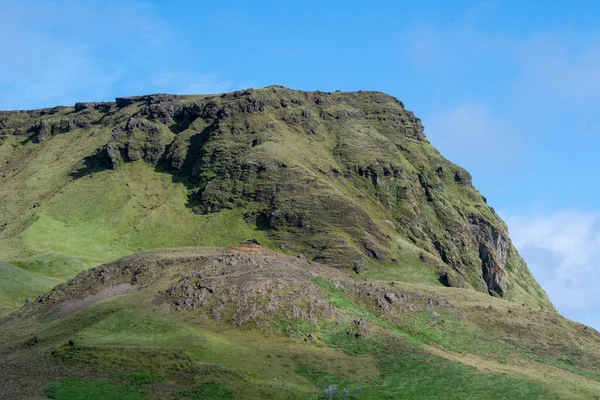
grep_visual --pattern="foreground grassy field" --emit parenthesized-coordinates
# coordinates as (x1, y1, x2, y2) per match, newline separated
(1, 246, 599, 399)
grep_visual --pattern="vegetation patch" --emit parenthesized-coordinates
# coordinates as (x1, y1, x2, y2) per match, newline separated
(45, 378, 147, 400)
(176, 382, 234, 399)
(298, 353, 551, 399)
(0, 260, 62, 314)
(110, 370, 165, 386)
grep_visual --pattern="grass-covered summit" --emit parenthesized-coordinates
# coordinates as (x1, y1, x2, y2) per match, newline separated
(0, 86, 551, 313)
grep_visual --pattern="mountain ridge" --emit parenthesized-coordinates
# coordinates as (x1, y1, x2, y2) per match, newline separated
(0, 86, 553, 311)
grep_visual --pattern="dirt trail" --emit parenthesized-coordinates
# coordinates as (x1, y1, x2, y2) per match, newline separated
(225, 243, 276, 255)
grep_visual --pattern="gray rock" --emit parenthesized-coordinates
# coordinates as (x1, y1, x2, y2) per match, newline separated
(384, 292, 397, 304)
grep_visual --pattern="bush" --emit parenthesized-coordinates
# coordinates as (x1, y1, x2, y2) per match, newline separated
(321, 384, 362, 399)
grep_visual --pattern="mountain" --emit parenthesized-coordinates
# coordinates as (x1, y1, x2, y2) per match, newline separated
(0, 87, 598, 399)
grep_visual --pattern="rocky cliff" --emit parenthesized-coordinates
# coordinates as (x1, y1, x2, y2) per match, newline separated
(0, 86, 553, 311)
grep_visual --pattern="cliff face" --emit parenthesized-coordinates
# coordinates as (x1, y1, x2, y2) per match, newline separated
(0, 86, 553, 310)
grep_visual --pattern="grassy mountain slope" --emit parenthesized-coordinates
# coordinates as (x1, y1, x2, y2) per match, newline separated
(1, 245, 599, 399)
(3, 87, 592, 398)
(0, 87, 552, 315)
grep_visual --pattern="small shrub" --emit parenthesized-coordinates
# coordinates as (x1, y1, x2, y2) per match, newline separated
(321, 384, 362, 399)
(322, 384, 338, 399)
(557, 355, 577, 366)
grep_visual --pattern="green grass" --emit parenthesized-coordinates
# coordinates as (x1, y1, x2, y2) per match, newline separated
(0, 260, 62, 314)
(402, 308, 510, 357)
(1, 261, 598, 399)
(313, 276, 505, 362)
(45, 378, 147, 400)
(311, 275, 600, 395)
(22, 162, 270, 264)
(375, 353, 550, 399)
(111, 370, 164, 386)
(312, 276, 415, 344)
(297, 341, 552, 399)
(322, 323, 386, 355)
(24, 290, 383, 398)
(295, 365, 365, 399)
(292, 312, 552, 399)
(9, 252, 86, 279)
(70, 310, 206, 349)
(0, 86, 554, 313)
(176, 382, 233, 399)
(0, 160, 270, 315)
(312, 277, 370, 317)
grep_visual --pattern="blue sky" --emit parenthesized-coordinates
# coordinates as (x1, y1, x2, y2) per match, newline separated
(2, 0, 600, 328)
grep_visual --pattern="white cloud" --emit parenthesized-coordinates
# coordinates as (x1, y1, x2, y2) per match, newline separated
(405, 8, 600, 104)
(0, 3, 121, 107)
(505, 210, 600, 329)
(404, 8, 600, 151)
(406, 23, 512, 74)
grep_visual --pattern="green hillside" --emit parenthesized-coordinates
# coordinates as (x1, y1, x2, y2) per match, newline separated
(2, 87, 597, 399)
(1, 246, 599, 399)
(0, 87, 552, 313)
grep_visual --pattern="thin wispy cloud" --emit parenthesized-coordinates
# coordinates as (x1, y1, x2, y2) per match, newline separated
(505, 211, 600, 328)
(0, 0, 243, 109)
(404, 6, 600, 132)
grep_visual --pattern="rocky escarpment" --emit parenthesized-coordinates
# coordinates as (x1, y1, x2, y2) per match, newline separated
(25, 246, 341, 326)
(18, 245, 464, 329)
(0, 106, 96, 143)
(0, 86, 553, 310)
